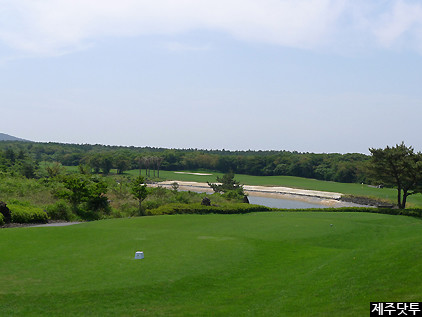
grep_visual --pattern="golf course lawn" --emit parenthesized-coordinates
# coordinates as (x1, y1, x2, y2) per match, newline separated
(1, 212, 421, 316)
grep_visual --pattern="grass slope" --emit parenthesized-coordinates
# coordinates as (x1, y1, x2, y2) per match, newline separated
(1, 212, 421, 316)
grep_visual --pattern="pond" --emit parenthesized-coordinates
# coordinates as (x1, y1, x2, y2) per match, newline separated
(179, 187, 359, 209)
(247, 195, 329, 209)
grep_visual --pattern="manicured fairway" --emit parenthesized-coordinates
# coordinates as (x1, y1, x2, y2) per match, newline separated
(1, 212, 421, 316)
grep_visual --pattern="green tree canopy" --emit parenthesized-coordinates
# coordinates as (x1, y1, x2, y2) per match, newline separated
(208, 172, 245, 196)
(55, 175, 109, 213)
(369, 142, 422, 209)
(130, 176, 148, 215)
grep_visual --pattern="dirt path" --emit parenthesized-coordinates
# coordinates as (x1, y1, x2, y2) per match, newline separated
(1, 221, 82, 229)
(31, 222, 82, 227)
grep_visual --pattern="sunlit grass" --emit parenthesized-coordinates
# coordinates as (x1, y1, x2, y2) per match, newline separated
(1, 212, 421, 316)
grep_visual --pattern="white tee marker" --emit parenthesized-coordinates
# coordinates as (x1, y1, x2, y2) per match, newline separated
(135, 251, 144, 259)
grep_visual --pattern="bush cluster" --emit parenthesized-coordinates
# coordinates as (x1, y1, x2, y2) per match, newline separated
(9, 203, 48, 224)
(366, 207, 422, 218)
(274, 207, 422, 219)
(148, 203, 273, 216)
(45, 200, 74, 221)
(0, 213, 4, 226)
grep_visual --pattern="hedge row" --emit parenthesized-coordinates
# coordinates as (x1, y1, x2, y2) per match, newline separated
(148, 204, 422, 220)
(148, 203, 273, 215)
(3, 202, 422, 224)
(273, 207, 422, 219)
(9, 204, 49, 224)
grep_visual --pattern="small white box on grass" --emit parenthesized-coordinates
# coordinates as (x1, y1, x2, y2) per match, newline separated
(135, 251, 144, 259)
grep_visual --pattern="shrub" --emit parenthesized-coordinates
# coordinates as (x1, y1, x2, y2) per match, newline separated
(9, 203, 48, 224)
(118, 202, 139, 217)
(222, 190, 245, 202)
(0, 213, 4, 226)
(108, 208, 124, 219)
(148, 203, 273, 216)
(46, 201, 74, 221)
(0, 176, 55, 205)
(54, 175, 110, 213)
(143, 200, 161, 210)
(0, 201, 11, 223)
(175, 193, 190, 204)
(149, 186, 168, 198)
(273, 207, 422, 220)
(75, 203, 103, 221)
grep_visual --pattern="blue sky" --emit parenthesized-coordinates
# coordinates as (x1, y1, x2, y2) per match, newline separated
(1, 0, 422, 153)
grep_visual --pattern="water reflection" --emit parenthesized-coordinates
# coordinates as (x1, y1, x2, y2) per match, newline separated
(248, 195, 327, 209)
(181, 188, 332, 209)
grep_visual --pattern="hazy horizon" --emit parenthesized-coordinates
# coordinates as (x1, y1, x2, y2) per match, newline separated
(1, 131, 412, 155)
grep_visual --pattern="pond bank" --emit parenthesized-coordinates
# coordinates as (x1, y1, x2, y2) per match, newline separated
(153, 181, 369, 208)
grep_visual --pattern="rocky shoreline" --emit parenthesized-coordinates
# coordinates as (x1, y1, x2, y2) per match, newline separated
(339, 195, 394, 208)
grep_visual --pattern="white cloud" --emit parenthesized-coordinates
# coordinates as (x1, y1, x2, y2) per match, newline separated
(372, 0, 422, 50)
(0, 0, 422, 56)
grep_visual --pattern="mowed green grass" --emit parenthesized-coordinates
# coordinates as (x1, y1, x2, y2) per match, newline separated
(1, 212, 421, 316)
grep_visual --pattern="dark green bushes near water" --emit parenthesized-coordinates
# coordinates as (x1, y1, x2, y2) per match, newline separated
(144, 204, 422, 220)
(148, 203, 273, 215)
(275, 206, 422, 219)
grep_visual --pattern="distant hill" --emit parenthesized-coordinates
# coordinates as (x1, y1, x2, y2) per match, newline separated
(0, 133, 31, 142)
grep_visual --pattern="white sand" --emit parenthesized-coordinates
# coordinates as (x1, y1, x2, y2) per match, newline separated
(151, 181, 354, 207)
(155, 181, 340, 198)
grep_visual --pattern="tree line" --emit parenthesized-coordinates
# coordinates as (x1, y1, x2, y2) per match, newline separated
(0, 141, 370, 183)
(2, 141, 422, 209)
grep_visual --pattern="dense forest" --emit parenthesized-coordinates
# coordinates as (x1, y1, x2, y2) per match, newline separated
(0, 141, 371, 183)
